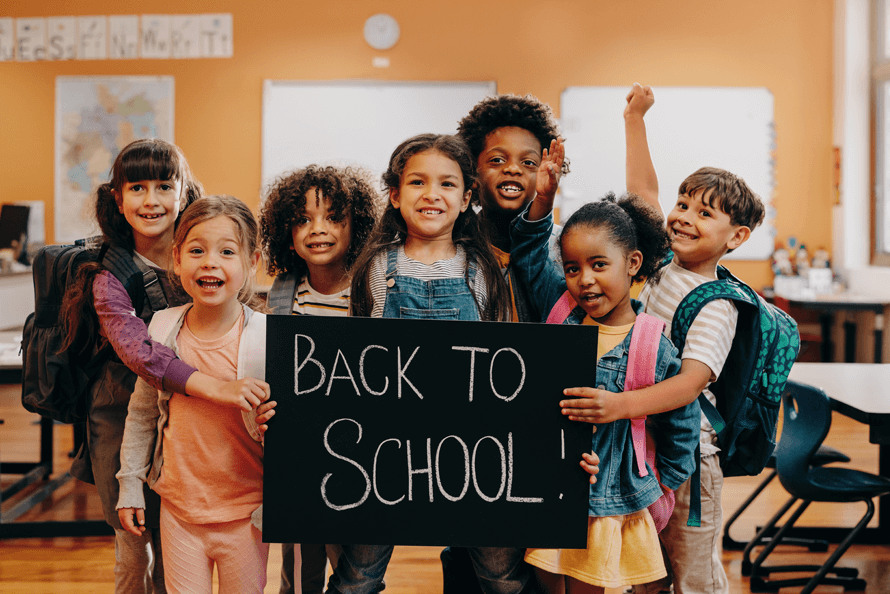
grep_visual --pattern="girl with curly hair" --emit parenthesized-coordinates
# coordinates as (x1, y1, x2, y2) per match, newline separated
(261, 165, 379, 318)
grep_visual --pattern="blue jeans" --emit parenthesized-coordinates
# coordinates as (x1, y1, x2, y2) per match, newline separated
(466, 547, 532, 594)
(325, 545, 531, 594)
(325, 544, 393, 594)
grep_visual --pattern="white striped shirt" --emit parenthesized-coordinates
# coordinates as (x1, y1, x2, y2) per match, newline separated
(368, 245, 487, 318)
(638, 260, 738, 455)
(292, 276, 350, 317)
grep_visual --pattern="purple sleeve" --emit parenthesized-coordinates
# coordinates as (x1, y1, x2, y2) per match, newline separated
(93, 270, 197, 393)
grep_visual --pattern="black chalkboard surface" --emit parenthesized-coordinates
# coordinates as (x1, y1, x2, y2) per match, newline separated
(263, 315, 598, 548)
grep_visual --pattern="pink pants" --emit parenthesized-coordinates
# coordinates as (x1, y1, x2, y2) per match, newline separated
(160, 501, 269, 594)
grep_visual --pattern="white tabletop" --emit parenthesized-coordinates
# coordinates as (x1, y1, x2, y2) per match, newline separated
(788, 363, 890, 415)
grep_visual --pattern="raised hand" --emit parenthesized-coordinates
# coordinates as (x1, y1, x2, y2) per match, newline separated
(535, 137, 566, 205)
(624, 82, 654, 120)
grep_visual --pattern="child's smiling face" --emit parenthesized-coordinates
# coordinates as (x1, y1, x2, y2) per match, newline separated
(390, 149, 471, 243)
(174, 216, 257, 314)
(666, 188, 747, 276)
(117, 178, 183, 250)
(476, 126, 542, 217)
(561, 225, 641, 326)
(291, 189, 353, 274)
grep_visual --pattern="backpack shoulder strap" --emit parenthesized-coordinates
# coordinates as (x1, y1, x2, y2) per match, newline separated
(101, 244, 168, 314)
(267, 273, 300, 314)
(626, 312, 665, 478)
(670, 272, 757, 354)
(239, 310, 267, 442)
(239, 311, 267, 382)
(545, 290, 576, 324)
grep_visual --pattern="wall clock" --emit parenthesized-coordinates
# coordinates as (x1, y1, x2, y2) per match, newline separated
(363, 13, 400, 51)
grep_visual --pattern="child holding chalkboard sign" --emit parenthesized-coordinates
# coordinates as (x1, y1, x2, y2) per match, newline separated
(260, 165, 379, 593)
(350, 133, 511, 321)
(116, 195, 273, 594)
(509, 192, 701, 593)
(331, 133, 538, 594)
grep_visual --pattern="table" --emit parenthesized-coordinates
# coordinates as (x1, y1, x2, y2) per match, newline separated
(0, 330, 110, 539)
(786, 363, 890, 544)
(779, 292, 890, 363)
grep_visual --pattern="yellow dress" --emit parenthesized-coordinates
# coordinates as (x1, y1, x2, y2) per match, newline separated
(525, 317, 666, 588)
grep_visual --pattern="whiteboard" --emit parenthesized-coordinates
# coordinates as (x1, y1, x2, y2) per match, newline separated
(559, 87, 776, 260)
(262, 80, 496, 191)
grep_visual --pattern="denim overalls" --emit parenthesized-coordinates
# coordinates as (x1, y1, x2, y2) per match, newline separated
(326, 246, 532, 594)
(381, 245, 482, 320)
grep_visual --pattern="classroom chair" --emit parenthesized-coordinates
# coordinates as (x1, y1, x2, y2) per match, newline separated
(746, 380, 890, 594)
(725, 442, 849, 552)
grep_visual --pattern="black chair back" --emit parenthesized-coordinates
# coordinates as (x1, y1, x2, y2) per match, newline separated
(776, 380, 833, 500)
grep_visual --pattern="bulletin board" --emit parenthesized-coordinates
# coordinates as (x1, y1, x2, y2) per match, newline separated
(559, 87, 776, 260)
(261, 80, 496, 190)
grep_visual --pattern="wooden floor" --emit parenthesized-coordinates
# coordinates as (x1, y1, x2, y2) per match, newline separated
(2, 381, 889, 593)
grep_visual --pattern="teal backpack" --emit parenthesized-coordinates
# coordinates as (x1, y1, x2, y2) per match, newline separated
(671, 264, 801, 481)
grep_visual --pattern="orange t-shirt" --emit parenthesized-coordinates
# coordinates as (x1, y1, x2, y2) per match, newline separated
(492, 246, 519, 323)
(153, 311, 264, 524)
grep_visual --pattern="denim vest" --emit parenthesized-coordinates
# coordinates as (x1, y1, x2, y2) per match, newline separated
(509, 207, 700, 517)
(380, 245, 482, 321)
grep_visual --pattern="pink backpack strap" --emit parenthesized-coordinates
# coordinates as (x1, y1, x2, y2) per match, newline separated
(546, 291, 577, 324)
(625, 313, 665, 478)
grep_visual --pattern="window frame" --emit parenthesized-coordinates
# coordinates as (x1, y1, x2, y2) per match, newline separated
(872, 0, 890, 264)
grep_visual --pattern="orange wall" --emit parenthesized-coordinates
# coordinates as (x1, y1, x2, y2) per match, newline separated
(0, 0, 835, 289)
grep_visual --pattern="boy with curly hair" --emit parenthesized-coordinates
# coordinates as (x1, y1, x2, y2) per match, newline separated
(260, 164, 379, 593)
(457, 94, 569, 323)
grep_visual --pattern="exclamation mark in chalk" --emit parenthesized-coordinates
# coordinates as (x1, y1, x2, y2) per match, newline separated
(560, 429, 565, 499)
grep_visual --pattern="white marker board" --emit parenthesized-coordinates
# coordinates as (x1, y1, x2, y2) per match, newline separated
(559, 87, 776, 260)
(262, 80, 496, 191)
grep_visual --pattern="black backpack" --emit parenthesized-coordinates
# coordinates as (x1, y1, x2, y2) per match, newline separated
(20, 240, 168, 423)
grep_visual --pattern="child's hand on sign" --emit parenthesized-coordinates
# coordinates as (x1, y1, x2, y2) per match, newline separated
(560, 387, 627, 424)
(581, 452, 600, 484)
(255, 399, 277, 443)
(118, 507, 146, 536)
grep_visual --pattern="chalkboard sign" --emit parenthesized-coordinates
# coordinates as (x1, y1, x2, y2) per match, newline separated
(263, 316, 597, 548)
